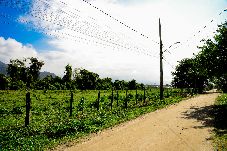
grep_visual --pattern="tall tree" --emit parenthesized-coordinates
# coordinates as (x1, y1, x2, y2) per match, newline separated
(128, 79, 137, 90)
(0, 74, 10, 90)
(196, 22, 227, 92)
(28, 57, 44, 82)
(74, 68, 99, 90)
(7, 59, 26, 82)
(63, 64, 72, 82)
(172, 58, 207, 93)
(63, 64, 72, 89)
(7, 57, 44, 89)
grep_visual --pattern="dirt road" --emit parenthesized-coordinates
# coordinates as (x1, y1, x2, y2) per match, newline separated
(59, 93, 220, 151)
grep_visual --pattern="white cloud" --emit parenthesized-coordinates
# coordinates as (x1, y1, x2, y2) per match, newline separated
(0, 37, 38, 62)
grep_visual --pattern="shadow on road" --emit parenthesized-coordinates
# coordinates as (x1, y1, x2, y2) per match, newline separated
(182, 105, 214, 129)
(181, 103, 227, 135)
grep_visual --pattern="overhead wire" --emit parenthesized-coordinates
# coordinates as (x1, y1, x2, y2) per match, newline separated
(80, 0, 150, 39)
(0, 0, 156, 57)
(163, 8, 227, 54)
(160, 9, 227, 70)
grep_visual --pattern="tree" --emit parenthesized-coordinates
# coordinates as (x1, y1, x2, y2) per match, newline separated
(7, 59, 26, 82)
(113, 80, 128, 90)
(63, 64, 72, 82)
(96, 77, 112, 90)
(196, 22, 227, 92)
(28, 57, 44, 82)
(7, 57, 44, 89)
(172, 58, 207, 93)
(0, 74, 10, 90)
(74, 68, 99, 90)
(128, 79, 137, 90)
(63, 64, 72, 89)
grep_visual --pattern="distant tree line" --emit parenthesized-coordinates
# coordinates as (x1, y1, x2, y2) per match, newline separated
(0, 58, 145, 90)
(172, 21, 227, 93)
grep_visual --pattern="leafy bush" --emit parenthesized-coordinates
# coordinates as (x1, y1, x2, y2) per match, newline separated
(214, 94, 227, 150)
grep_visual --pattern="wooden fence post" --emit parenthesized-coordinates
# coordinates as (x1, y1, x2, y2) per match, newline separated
(25, 92, 31, 127)
(69, 91, 73, 117)
(97, 91, 100, 111)
(110, 89, 114, 110)
(124, 89, 128, 109)
(116, 90, 119, 107)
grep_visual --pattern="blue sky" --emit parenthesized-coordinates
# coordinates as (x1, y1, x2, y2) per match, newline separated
(0, 0, 227, 84)
(0, 1, 51, 50)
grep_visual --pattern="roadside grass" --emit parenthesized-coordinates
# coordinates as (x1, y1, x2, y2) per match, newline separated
(0, 89, 189, 150)
(214, 93, 227, 151)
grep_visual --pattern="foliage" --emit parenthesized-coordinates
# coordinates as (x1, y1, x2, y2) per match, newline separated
(128, 79, 137, 90)
(0, 74, 10, 90)
(172, 58, 208, 93)
(214, 94, 227, 150)
(1, 57, 147, 91)
(172, 21, 227, 92)
(6, 58, 44, 89)
(96, 77, 112, 90)
(0, 88, 188, 150)
(63, 64, 73, 89)
(74, 68, 99, 90)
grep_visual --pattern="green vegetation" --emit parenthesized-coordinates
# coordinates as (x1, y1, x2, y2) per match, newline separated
(171, 21, 227, 150)
(172, 21, 227, 93)
(214, 94, 227, 150)
(0, 57, 145, 91)
(0, 89, 189, 150)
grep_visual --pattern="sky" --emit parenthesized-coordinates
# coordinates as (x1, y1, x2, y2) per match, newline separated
(0, 0, 227, 84)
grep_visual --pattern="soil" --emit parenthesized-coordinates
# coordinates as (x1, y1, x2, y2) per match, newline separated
(56, 93, 220, 151)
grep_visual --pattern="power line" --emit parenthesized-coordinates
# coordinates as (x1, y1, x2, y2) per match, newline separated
(0, 4, 155, 57)
(80, 0, 149, 38)
(164, 8, 227, 53)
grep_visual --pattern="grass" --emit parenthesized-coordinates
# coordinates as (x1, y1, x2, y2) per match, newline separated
(0, 88, 189, 150)
(214, 94, 227, 151)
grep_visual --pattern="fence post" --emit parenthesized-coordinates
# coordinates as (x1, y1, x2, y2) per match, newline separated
(69, 91, 73, 117)
(124, 89, 128, 109)
(136, 89, 138, 104)
(97, 91, 100, 111)
(110, 89, 114, 110)
(116, 90, 119, 107)
(143, 88, 146, 103)
(25, 92, 31, 127)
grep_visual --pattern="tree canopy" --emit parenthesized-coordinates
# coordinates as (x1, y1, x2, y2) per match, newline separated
(172, 21, 227, 92)
(0, 58, 146, 90)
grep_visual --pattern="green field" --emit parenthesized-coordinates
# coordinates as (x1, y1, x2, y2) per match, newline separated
(214, 94, 227, 151)
(0, 89, 189, 150)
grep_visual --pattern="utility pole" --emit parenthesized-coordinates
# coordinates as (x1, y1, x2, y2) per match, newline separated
(159, 18, 164, 100)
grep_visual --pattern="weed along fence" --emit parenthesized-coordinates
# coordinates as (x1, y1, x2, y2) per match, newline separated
(0, 88, 192, 150)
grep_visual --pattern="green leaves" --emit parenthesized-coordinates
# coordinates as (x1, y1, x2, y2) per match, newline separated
(0, 89, 188, 150)
(172, 21, 227, 92)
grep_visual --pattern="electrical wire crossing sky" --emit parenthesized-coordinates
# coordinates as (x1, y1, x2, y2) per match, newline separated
(0, 0, 227, 84)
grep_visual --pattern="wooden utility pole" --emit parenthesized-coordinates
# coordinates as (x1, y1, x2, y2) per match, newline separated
(159, 18, 164, 100)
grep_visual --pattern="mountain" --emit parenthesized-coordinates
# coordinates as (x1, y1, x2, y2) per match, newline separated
(0, 61, 7, 75)
(39, 71, 56, 79)
(0, 61, 56, 79)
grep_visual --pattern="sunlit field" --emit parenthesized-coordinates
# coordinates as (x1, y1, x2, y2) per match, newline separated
(0, 88, 189, 150)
